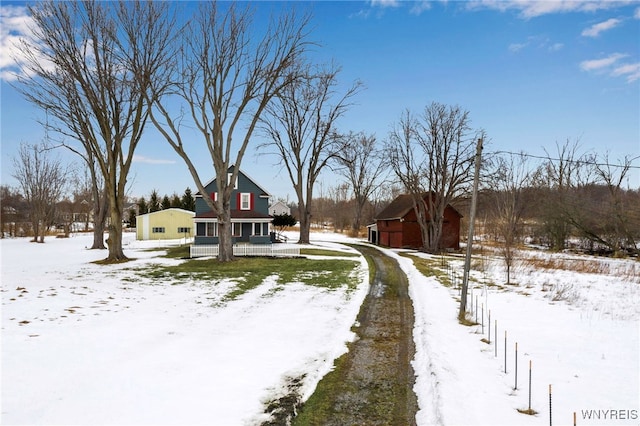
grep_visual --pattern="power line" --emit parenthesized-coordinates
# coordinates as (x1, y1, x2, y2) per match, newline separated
(488, 150, 640, 170)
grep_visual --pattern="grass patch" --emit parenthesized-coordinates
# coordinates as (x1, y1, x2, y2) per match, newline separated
(292, 347, 411, 426)
(292, 353, 350, 425)
(399, 251, 501, 290)
(521, 255, 640, 281)
(134, 256, 360, 301)
(92, 257, 134, 265)
(300, 247, 360, 257)
(458, 317, 479, 327)
(163, 245, 191, 259)
(399, 252, 453, 287)
(377, 253, 402, 298)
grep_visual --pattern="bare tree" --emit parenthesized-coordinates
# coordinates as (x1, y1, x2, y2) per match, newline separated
(259, 63, 362, 243)
(335, 132, 388, 235)
(148, 3, 311, 261)
(593, 153, 639, 255)
(14, 1, 176, 261)
(536, 139, 596, 250)
(12, 143, 69, 243)
(487, 152, 533, 284)
(70, 162, 108, 248)
(328, 182, 351, 232)
(387, 103, 478, 253)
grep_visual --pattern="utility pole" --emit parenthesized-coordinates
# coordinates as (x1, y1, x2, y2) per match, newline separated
(459, 137, 483, 321)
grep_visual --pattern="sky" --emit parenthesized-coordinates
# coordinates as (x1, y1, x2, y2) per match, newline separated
(1, 0, 639, 202)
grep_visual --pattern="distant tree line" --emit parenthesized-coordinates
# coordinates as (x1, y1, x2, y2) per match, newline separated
(4, 136, 638, 265)
(479, 140, 640, 257)
(287, 138, 639, 262)
(1, 144, 195, 239)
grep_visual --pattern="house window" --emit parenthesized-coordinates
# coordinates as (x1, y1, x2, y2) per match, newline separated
(253, 223, 263, 236)
(152, 227, 165, 233)
(240, 193, 251, 210)
(177, 227, 191, 234)
(232, 222, 241, 236)
(206, 222, 217, 237)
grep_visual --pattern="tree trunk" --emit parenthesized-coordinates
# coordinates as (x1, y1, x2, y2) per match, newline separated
(90, 193, 108, 250)
(427, 216, 444, 254)
(105, 197, 127, 262)
(352, 199, 366, 235)
(92, 220, 106, 250)
(413, 202, 430, 252)
(298, 208, 311, 244)
(217, 197, 234, 262)
(106, 223, 125, 261)
(31, 219, 42, 243)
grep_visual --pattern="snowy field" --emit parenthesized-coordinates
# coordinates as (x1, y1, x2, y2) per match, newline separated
(1, 231, 639, 425)
(397, 246, 639, 426)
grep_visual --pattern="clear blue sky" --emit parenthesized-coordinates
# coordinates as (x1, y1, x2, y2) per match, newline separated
(1, 1, 639, 202)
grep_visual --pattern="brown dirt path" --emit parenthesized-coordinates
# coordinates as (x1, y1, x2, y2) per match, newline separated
(291, 244, 418, 425)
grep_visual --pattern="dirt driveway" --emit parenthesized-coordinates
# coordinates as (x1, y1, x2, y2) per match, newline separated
(287, 244, 418, 425)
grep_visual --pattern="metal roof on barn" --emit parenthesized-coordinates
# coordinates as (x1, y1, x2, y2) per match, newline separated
(375, 193, 463, 221)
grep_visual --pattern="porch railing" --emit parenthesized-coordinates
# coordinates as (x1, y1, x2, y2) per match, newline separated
(190, 243, 300, 258)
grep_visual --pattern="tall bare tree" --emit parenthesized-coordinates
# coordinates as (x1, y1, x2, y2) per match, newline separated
(259, 63, 362, 244)
(12, 143, 69, 243)
(487, 152, 533, 284)
(335, 132, 387, 235)
(148, 3, 311, 261)
(14, 1, 176, 261)
(387, 103, 478, 253)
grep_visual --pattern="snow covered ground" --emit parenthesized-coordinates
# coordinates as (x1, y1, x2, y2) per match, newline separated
(397, 247, 639, 426)
(1, 231, 638, 425)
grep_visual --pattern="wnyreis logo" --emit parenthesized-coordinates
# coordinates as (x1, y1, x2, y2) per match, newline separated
(580, 409, 638, 423)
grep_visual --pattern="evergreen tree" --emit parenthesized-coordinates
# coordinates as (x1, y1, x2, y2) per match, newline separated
(272, 213, 297, 241)
(161, 194, 171, 210)
(170, 193, 182, 208)
(181, 187, 195, 211)
(137, 196, 148, 215)
(149, 190, 160, 212)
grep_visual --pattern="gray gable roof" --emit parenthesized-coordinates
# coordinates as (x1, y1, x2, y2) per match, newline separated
(197, 166, 271, 197)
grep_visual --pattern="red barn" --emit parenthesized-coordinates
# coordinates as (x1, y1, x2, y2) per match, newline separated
(371, 193, 461, 250)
